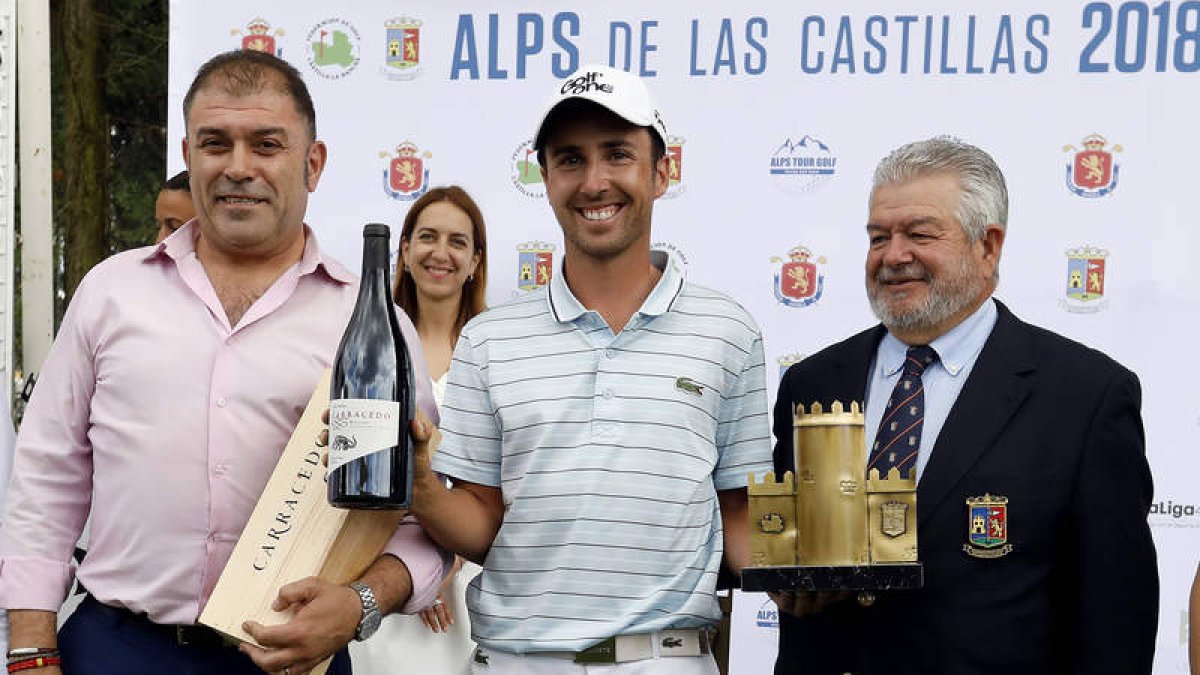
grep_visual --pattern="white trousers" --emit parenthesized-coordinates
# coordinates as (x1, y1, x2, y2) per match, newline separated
(468, 646, 720, 675)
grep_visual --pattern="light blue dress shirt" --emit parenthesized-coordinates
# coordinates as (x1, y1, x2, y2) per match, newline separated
(864, 298, 999, 482)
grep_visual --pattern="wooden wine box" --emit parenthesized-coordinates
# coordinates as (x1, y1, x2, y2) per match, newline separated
(199, 371, 404, 674)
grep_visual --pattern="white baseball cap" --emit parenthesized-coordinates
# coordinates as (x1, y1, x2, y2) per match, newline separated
(533, 64, 668, 152)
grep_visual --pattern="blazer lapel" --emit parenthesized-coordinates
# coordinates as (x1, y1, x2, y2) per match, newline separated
(829, 326, 885, 405)
(916, 302, 1036, 526)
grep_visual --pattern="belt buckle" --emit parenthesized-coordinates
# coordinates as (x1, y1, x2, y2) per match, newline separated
(175, 625, 191, 646)
(657, 629, 704, 658)
(574, 637, 617, 664)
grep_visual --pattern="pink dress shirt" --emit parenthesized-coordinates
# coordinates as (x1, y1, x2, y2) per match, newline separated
(0, 222, 444, 624)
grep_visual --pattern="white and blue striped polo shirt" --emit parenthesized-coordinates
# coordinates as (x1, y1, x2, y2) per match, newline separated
(433, 250, 771, 654)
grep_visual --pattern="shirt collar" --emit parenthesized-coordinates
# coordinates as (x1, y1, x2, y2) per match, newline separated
(145, 220, 354, 286)
(878, 297, 998, 377)
(548, 249, 684, 323)
(144, 219, 199, 262)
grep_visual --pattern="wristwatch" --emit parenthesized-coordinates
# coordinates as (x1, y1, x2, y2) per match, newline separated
(350, 581, 382, 641)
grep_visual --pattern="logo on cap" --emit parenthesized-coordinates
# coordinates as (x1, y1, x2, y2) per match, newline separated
(560, 71, 614, 96)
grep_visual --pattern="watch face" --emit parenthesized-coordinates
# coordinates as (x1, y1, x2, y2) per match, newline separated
(359, 610, 382, 639)
(351, 582, 383, 641)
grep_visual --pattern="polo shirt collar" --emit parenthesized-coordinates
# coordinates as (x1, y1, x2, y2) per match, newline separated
(549, 249, 685, 323)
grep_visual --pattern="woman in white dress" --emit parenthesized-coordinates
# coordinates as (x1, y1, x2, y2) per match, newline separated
(350, 186, 488, 674)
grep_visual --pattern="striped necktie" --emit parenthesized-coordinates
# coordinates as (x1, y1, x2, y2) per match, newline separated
(868, 345, 938, 479)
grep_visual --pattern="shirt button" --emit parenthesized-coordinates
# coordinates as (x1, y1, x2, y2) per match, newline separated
(602, 389, 614, 400)
(604, 349, 616, 359)
(213, 464, 228, 476)
(215, 397, 227, 408)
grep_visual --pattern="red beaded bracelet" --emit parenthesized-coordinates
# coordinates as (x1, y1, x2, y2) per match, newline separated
(7, 655, 61, 673)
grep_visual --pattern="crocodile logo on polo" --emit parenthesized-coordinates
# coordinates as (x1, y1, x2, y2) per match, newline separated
(675, 377, 704, 396)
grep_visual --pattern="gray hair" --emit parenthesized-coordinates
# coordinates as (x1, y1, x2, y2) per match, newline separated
(872, 136, 1008, 242)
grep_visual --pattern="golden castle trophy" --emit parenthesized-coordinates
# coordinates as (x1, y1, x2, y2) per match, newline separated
(741, 401, 923, 595)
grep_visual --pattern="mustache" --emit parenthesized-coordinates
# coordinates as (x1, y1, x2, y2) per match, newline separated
(875, 263, 929, 283)
(213, 181, 271, 200)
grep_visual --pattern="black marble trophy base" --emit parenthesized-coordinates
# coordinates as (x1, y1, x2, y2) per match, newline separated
(740, 563, 923, 592)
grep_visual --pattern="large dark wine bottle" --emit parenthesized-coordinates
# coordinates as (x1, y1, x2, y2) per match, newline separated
(328, 223, 415, 509)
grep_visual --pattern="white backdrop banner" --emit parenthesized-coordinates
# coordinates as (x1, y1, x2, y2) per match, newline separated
(169, 2, 1195, 672)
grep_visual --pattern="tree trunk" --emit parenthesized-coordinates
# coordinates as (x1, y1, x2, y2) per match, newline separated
(60, 0, 108, 304)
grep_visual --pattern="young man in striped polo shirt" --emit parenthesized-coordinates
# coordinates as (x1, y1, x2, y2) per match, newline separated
(409, 64, 772, 673)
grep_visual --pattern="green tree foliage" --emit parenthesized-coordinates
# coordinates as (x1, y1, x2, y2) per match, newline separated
(50, 0, 166, 322)
(106, 0, 167, 254)
(57, 0, 109, 316)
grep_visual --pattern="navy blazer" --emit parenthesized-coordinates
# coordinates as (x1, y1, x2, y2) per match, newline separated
(772, 300, 1158, 675)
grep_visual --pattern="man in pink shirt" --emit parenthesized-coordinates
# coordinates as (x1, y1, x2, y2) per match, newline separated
(0, 50, 445, 675)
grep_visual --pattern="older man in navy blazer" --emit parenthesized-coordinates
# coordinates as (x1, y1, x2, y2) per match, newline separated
(772, 137, 1157, 675)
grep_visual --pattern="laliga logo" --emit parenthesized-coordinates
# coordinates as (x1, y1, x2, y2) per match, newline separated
(1148, 497, 1200, 530)
(1149, 500, 1197, 520)
(560, 71, 614, 95)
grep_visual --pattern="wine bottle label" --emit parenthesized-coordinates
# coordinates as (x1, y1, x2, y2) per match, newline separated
(327, 399, 401, 473)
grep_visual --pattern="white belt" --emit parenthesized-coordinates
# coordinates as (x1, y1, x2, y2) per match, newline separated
(573, 628, 711, 663)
